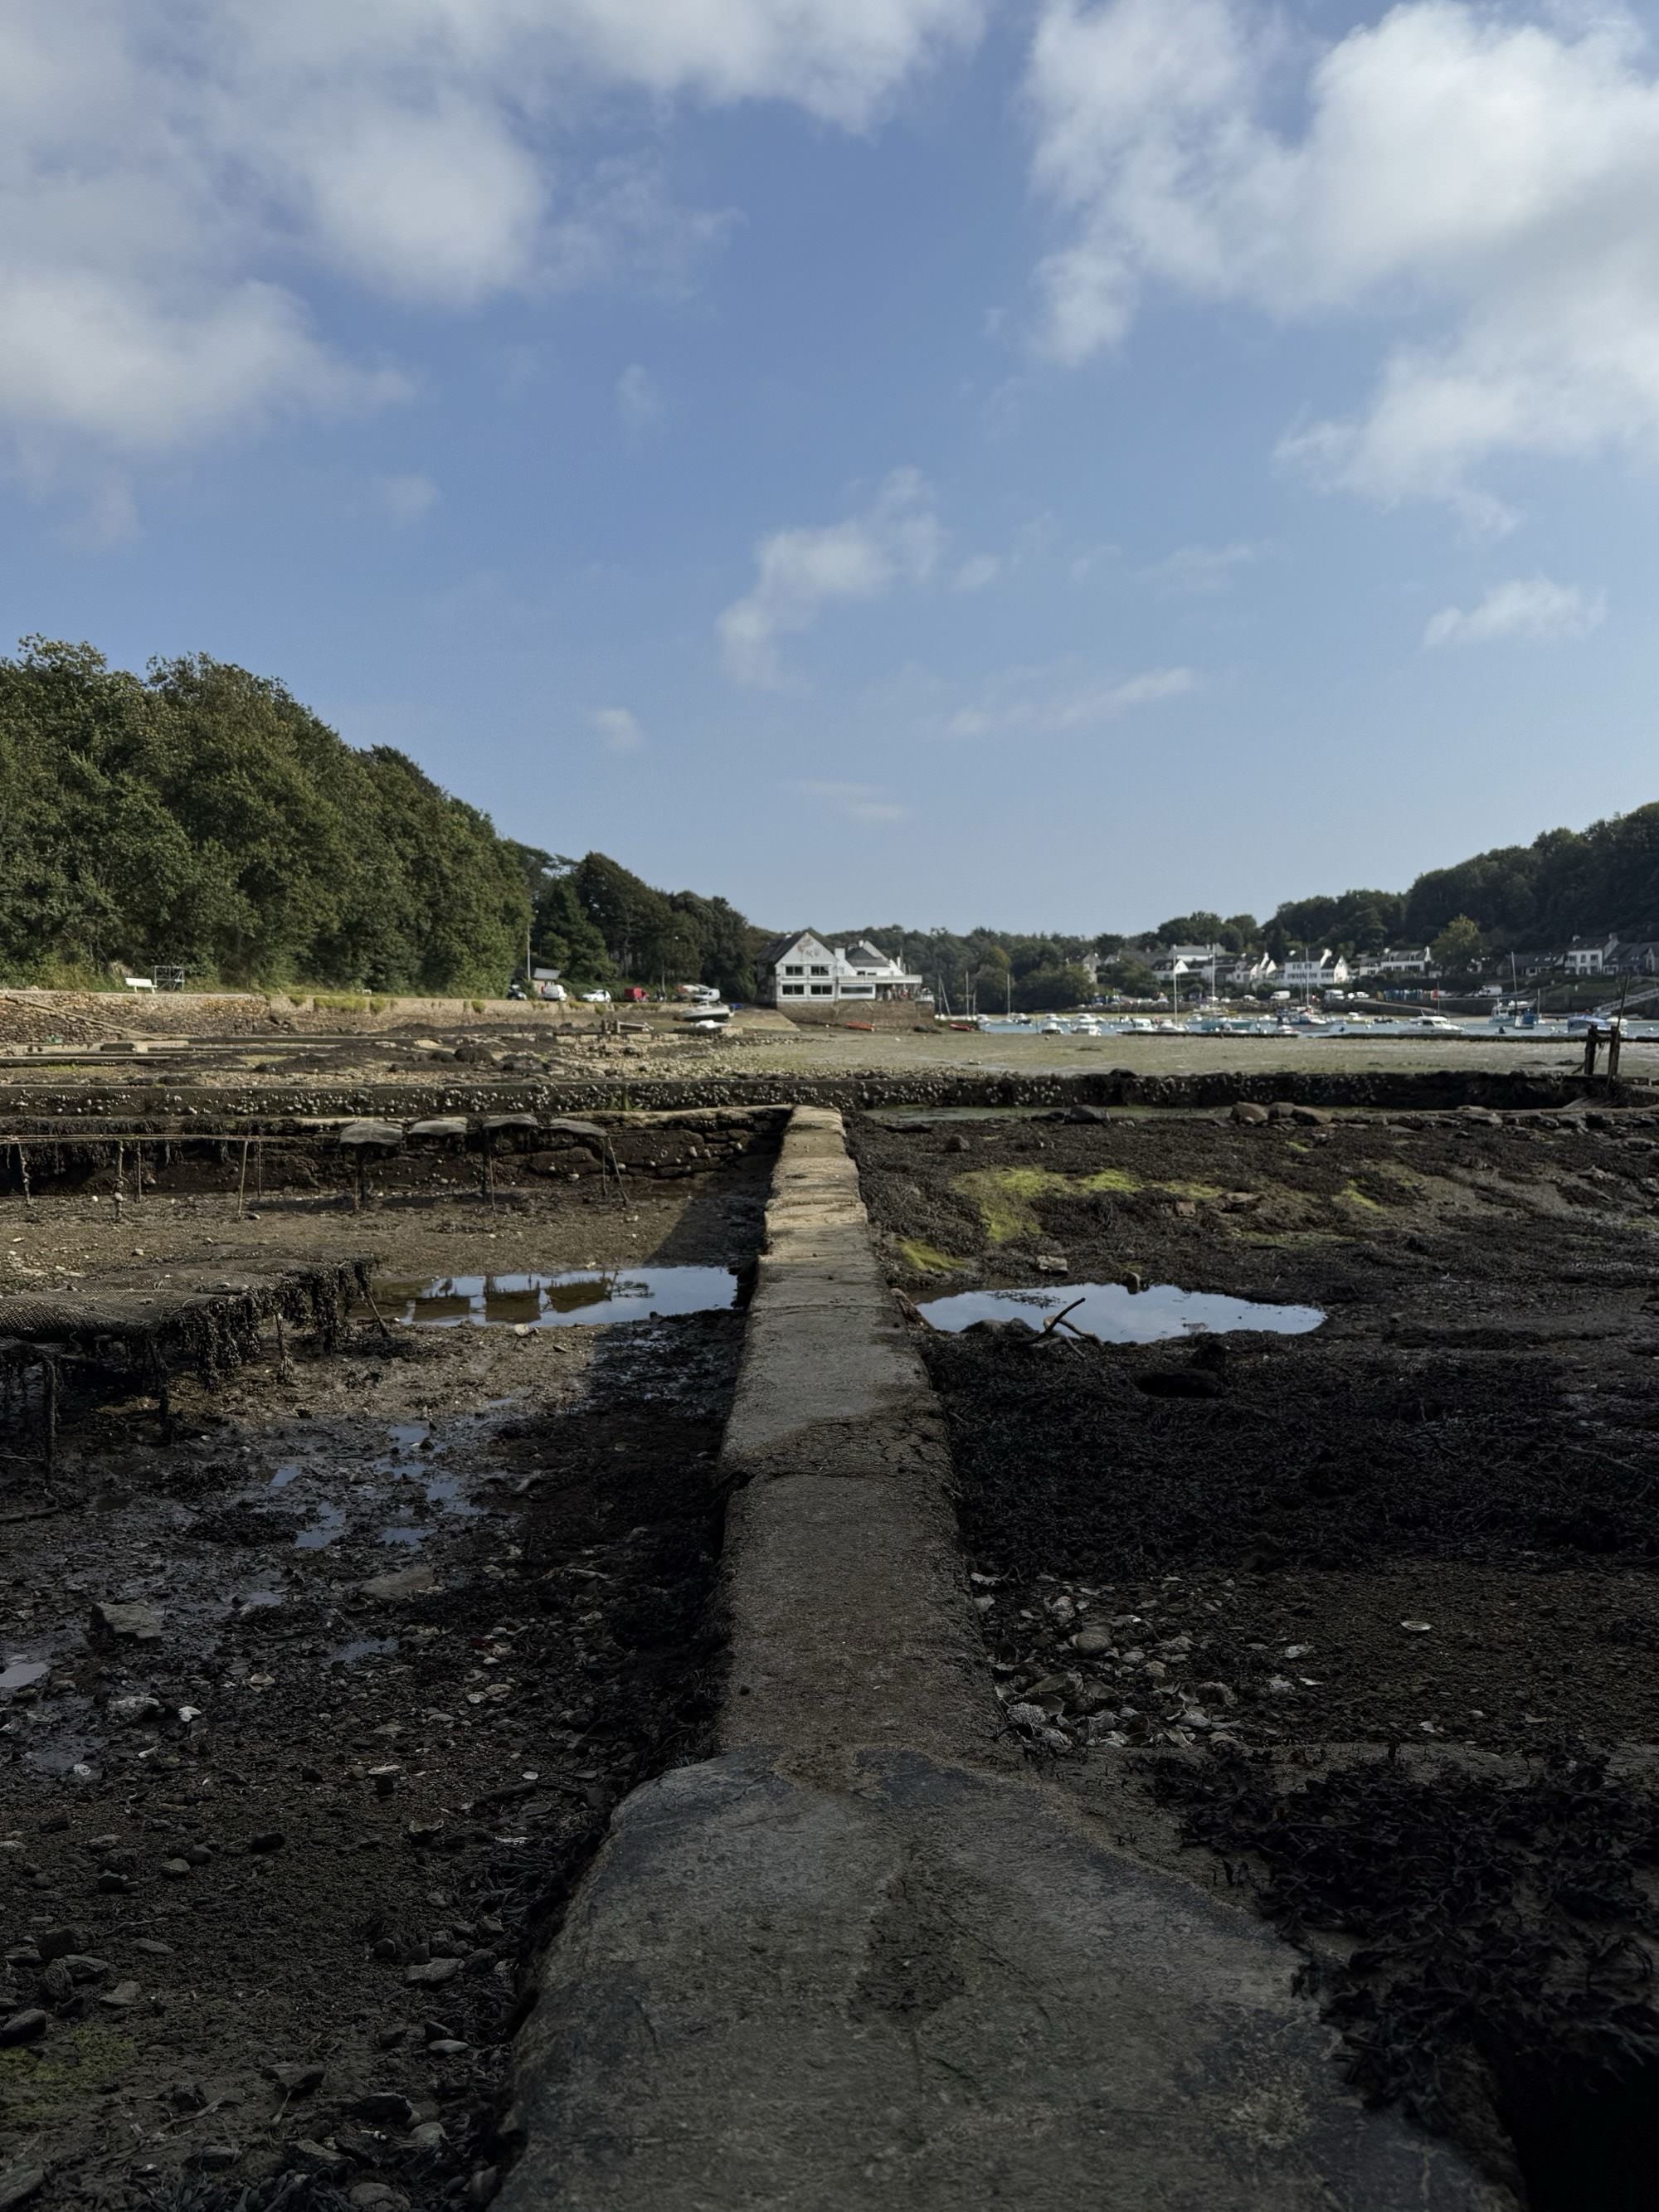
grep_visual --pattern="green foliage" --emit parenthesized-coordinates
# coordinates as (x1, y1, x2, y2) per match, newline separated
(1154, 911, 1224, 946)
(1430, 914, 1486, 975)
(1014, 964, 1096, 1012)
(0, 639, 528, 993)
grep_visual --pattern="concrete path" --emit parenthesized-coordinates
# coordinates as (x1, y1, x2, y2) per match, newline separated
(499, 1110, 1505, 2211)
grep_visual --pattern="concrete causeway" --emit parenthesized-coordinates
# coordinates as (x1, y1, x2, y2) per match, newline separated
(499, 1109, 1504, 2210)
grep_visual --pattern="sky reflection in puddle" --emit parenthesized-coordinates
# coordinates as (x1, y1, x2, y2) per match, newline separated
(917, 1281, 1326, 1342)
(372, 1267, 737, 1330)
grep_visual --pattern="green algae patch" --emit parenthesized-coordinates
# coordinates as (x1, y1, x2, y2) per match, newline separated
(953, 1163, 1170, 1243)
(896, 1237, 966, 1275)
(1161, 1179, 1230, 1203)
(1080, 1168, 1145, 1195)
(1339, 1181, 1384, 1212)
(0, 2025, 137, 2125)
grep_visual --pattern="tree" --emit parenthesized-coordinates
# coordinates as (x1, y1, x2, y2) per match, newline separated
(1430, 915, 1486, 977)
(1014, 964, 1095, 1012)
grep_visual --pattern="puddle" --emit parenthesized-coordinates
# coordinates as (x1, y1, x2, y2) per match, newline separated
(331, 1638, 397, 1667)
(268, 1463, 301, 1490)
(423, 1473, 480, 1517)
(377, 1525, 425, 1548)
(0, 1660, 51, 1692)
(294, 1500, 348, 1549)
(918, 1281, 1326, 1342)
(370, 1267, 737, 1330)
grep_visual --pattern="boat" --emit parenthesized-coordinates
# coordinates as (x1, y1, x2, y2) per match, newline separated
(1039, 1018, 1066, 1035)
(1071, 1016, 1102, 1037)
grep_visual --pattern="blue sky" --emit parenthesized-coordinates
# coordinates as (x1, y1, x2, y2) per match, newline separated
(5, 0, 1659, 933)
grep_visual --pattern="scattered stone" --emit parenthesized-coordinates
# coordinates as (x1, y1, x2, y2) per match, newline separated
(160, 1858, 191, 1880)
(249, 1830, 285, 1854)
(285, 2141, 348, 2180)
(427, 2039, 469, 2057)
(190, 2146, 240, 2173)
(377, 2023, 412, 2049)
(944, 1134, 971, 1154)
(269, 2062, 325, 2098)
(185, 1844, 212, 1866)
(362, 1563, 438, 1603)
(89, 1602, 162, 1645)
(37, 1960, 73, 2007)
(1290, 1105, 1331, 1127)
(358, 2092, 418, 2128)
(405, 1959, 461, 1987)
(133, 1937, 174, 1955)
(464, 2171, 501, 2207)
(98, 1981, 141, 2010)
(107, 1693, 163, 1725)
(0, 2168, 45, 2210)
(36, 1929, 85, 1963)
(1071, 1626, 1115, 1655)
(1033, 1254, 1068, 1274)
(406, 2121, 445, 2151)
(0, 2011, 47, 2045)
(1401, 1620, 1433, 1634)
(168, 2083, 208, 2112)
(1231, 1101, 1268, 1125)
(349, 2190, 408, 2211)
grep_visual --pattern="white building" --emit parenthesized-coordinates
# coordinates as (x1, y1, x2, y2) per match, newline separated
(757, 931, 927, 1006)
(1279, 950, 1351, 994)
(1564, 938, 1611, 975)
(1352, 946, 1436, 980)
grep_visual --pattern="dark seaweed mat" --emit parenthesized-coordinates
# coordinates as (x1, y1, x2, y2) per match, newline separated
(1151, 1748, 1659, 2180)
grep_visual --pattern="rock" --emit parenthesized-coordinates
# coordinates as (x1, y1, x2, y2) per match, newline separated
(358, 2092, 418, 2128)
(464, 2171, 501, 2207)
(249, 1830, 285, 1854)
(133, 1937, 174, 1954)
(98, 1981, 141, 2010)
(427, 2039, 469, 2057)
(1071, 1626, 1116, 1655)
(108, 1694, 163, 1725)
(406, 2121, 445, 2151)
(377, 2023, 411, 2049)
(190, 2148, 240, 2173)
(362, 1563, 438, 1603)
(349, 2189, 409, 2210)
(0, 2011, 47, 2045)
(37, 1960, 73, 2007)
(1033, 1255, 1068, 1274)
(1121, 1270, 1143, 1294)
(168, 2083, 208, 2112)
(1290, 1105, 1331, 1127)
(185, 1845, 212, 1866)
(0, 2168, 46, 2210)
(1400, 1619, 1433, 1633)
(405, 1958, 461, 1987)
(943, 1133, 971, 1153)
(89, 1602, 162, 1645)
(285, 2141, 348, 2180)
(269, 2062, 325, 2097)
(95, 1873, 133, 1894)
(1266, 1101, 1296, 1122)
(160, 1859, 191, 1880)
(1231, 1101, 1269, 1125)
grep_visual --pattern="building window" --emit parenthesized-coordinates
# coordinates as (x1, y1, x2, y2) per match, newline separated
(810, 965, 830, 976)
(781, 984, 805, 995)
(784, 965, 804, 975)
(810, 984, 832, 995)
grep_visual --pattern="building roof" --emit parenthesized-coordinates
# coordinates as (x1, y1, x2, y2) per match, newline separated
(755, 931, 820, 969)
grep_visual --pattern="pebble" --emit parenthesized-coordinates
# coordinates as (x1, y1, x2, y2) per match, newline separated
(89, 1602, 163, 1645)
(98, 1981, 141, 2010)
(405, 1958, 462, 1987)
(249, 1830, 285, 1854)
(190, 2146, 239, 2172)
(285, 2141, 348, 2179)
(268, 2062, 325, 2097)
(358, 2092, 418, 2128)
(0, 2012, 47, 2045)
(406, 2121, 445, 2151)
(36, 1929, 85, 1963)
(161, 1859, 191, 1880)
(1400, 1620, 1433, 1634)
(349, 2189, 408, 2210)
(464, 2171, 501, 2207)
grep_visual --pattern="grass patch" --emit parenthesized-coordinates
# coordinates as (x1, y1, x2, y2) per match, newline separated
(952, 1162, 1241, 1244)
(0, 2024, 136, 2124)
(1340, 1180, 1384, 1211)
(1233, 1228, 1350, 1247)
(896, 1237, 966, 1275)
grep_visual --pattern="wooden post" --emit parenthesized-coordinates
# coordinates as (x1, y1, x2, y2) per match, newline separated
(17, 1141, 31, 1217)
(275, 1311, 289, 1382)
(40, 1356, 56, 1478)
(1584, 1026, 1599, 1079)
(236, 1137, 250, 1220)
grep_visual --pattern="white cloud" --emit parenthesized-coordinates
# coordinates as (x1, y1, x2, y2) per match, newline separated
(943, 662, 1195, 737)
(378, 471, 439, 526)
(718, 468, 944, 686)
(617, 363, 666, 452)
(0, 0, 985, 495)
(1423, 576, 1606, 648)
(1149, 540, 1270, 592)
(794, 780, 910, 823)
(1025, 0, 1659, 518)
(594, 706, 646, 751)
(954, 553, 1001, 591)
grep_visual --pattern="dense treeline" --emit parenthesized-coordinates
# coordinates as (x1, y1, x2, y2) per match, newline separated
(0, 640, 756, 999)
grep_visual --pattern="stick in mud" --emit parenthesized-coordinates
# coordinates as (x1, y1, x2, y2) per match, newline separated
(16, 1140, 31, 1216)
(274, 1311, 289, 1382)
(236, 1137, 250, 1221)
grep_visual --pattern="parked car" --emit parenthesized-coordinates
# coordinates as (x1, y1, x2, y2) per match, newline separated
(506, 981, 527, 1000)
(581, 989, 612, 1004)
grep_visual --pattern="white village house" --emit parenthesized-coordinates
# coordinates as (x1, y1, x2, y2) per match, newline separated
(1279, 950, 1351, 994)
(757, 931, 927, 1007)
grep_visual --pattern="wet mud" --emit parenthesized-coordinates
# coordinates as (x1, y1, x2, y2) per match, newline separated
(0, 1140, 773, 2209)
(853, 1105, 1659, 2200)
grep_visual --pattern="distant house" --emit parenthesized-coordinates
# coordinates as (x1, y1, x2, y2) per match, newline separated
(1150, 943, 1229, 984)
(1604, 939, 1659, 977)
(1220, 952, 1277, 989)
(1564, 937, 1612, 976)
(1279, 950, 1351, 994)
(757, 931, 927, 1006)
